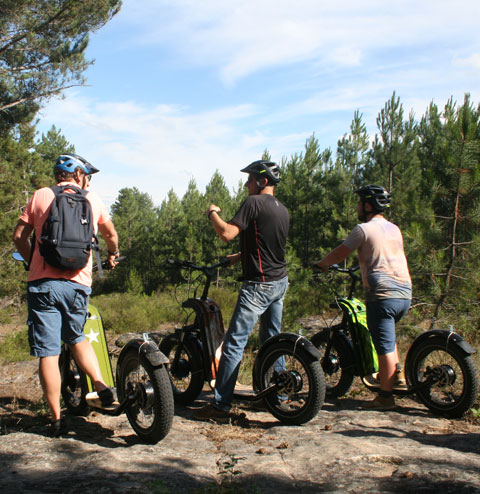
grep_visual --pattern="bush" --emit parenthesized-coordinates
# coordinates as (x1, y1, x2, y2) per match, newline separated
(0, 328, 32, 363)
(91, 285, 240, 335)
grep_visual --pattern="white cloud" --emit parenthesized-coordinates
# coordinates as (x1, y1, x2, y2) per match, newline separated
(115, 0, 480, 84)
(454, 53, 480, 70)
(37, 93, 304, 207)
(36, 1, 479, 209)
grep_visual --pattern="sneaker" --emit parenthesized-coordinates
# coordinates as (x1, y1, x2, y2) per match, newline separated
(50, 417, 66, 437)
(193, 404, 246, 424)
(361, 395, 397, 411)
(85, 388, 118, 410)
(98, 387, 115, 406)
(363, 372, 408, 391)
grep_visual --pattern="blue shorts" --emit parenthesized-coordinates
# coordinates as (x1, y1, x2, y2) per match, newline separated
(27, 279, 92, 357)
(366, 298, 411, 355)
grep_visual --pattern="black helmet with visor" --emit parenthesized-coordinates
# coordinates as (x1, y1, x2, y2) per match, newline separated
(354, 184, 391, 212)
(240, 160, 280, 186)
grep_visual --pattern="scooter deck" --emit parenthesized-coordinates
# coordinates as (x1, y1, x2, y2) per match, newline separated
(85, 391, 120, 410)
(361, 377, 413, 396)
(233, 383, 254, 397)
(233, 382, 280, 402)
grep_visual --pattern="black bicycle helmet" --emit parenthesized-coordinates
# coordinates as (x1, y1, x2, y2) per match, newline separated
(240, 160, 280, 185)
(354, 184, 391, 211)
(54, 154, 99, 175)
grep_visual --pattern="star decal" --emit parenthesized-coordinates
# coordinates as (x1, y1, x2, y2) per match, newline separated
(85, 328, 100, 344)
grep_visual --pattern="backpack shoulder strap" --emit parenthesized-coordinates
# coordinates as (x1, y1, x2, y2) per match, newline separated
(51, 184, 87, 196)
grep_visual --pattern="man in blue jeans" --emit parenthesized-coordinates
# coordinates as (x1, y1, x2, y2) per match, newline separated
(195, 160, 290, 421)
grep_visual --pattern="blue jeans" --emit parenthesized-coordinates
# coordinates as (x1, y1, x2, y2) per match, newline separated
(214, 276, 289, 410)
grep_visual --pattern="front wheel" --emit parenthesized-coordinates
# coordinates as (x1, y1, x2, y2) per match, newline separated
(60, 346, 90, 416)
(254, 340, 326, 425)
(311, 328, 355, 398)
(117, 349, 174, 443)
(407, 336, 479, 418)
(159, 333, 204, 406)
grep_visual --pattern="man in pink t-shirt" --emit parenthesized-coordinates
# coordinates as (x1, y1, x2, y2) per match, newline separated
(315, 185, 411, 411)
(13, 154, 120, 435)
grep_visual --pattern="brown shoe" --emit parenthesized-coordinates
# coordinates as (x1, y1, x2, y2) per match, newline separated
(363, 372, 408, 391)
(193, 404, 246, 423)
(361, 395, 397, 411)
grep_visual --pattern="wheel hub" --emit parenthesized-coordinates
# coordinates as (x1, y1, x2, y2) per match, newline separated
(134, 381, 155, 409)
(323, 355, 339, 375)
(277, 370, 303, 394)
(172, 358, 190, 379)
(430, 364, 456, 387)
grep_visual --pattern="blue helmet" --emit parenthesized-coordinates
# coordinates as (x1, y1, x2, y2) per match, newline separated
(54, 154, 99, 175)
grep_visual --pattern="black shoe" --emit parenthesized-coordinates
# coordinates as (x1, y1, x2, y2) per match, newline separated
(98, 387, 115, 406)
(50, 418, 66, 437)
(193, 404, 246, 423)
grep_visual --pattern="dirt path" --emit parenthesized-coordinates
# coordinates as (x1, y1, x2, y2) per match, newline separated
(1, 359, 480, 494)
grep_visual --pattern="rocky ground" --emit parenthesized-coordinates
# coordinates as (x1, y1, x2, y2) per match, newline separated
(1, 355, 480, 494)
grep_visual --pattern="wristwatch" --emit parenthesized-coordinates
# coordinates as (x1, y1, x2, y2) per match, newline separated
(108, 249, 119, 256)
(208, 209, 220, 220)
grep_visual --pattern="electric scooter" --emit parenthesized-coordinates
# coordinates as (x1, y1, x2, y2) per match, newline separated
(13, 252, 174, 443)
(160, 258, 326, 425)
(310, 264, 479, 417)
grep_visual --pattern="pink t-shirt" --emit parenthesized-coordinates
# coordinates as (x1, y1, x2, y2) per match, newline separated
(343, 217, 412, 301)
(20, 182, 110, 287)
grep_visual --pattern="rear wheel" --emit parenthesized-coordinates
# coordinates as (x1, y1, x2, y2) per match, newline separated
(159, 333, 204, 405)
(254, 340, 325, 425)
(60, 346, 90, 416)
(407, 336, 478, 418)
(117, 349, 174, 443)
(311, 329, 355, 398)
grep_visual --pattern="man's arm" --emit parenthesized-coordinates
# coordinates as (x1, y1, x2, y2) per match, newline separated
(12, 220, 34, 262)
(314, 244, 353, 271)
(98, 220, 119, 267)
(207, 205, 240, 242)
(226, 252, 241, 265)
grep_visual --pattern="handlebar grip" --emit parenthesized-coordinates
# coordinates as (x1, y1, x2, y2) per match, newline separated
(93, 256, 125, 272)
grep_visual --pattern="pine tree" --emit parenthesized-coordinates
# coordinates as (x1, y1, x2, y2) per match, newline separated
(0, 0, 122, 128)
(417, 95, 480, 327)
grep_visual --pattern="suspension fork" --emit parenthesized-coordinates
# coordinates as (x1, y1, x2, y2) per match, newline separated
(170, 323, 198, 373)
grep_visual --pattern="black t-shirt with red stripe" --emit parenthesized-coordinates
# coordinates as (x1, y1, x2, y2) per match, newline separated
(230, 194, 289, 282)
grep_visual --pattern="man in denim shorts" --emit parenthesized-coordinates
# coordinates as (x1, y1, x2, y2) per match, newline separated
(315, 185, 412, 410)
(195, 160, 290, 421)
(13, 154, 120, 434)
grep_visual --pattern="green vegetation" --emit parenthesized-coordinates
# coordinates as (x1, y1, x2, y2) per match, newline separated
(0, 328, 32, 363)
(1, 3, 479, 382)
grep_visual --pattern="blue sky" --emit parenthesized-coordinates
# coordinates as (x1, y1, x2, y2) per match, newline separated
(36, 0, 480, 208)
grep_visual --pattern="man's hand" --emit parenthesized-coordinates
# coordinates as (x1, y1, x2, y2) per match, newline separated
(207, 204, 222, 219)
(226, 252, 241, 266)
(107, 250, 120, 269)
(313, 261, 329, 272)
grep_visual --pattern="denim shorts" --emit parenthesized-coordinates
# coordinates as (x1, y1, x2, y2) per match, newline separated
(27, 279, 92, 357)
(366, 298, 411, 355)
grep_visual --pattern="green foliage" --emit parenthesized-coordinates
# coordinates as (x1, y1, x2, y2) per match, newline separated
(91, 285, 239, 335)
(2, 88, 480, 336)
(0, 0, 122, 127)
(126, 268, 143, 294)
(0, 327, 32, 363)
